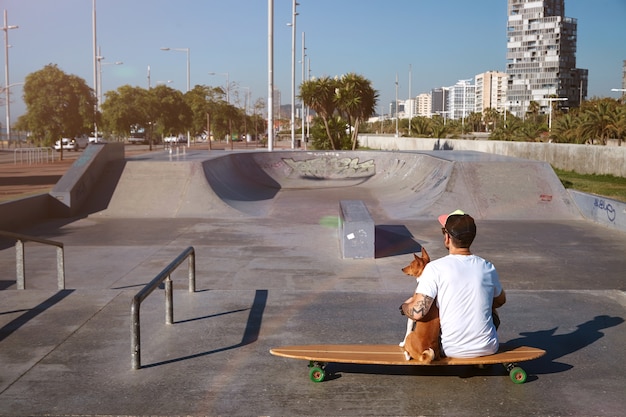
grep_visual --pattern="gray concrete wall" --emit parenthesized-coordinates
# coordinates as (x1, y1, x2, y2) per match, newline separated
(0, 194, 52, 232)
(358, 135, 626, 177)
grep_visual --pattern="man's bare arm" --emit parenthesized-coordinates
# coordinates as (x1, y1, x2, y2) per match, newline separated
(493, 289, 506, 309)
(401, 293, 434, 321)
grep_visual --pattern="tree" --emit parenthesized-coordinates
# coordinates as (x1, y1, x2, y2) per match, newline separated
(184, 85, 223, 138)
(299, 76, 340, 149)
(410, 116, 432, 137)
(19, 64, 96, 156)
(101, 85, 151, 138)
(578, 99, 622, 145)
(334, 73, 379, 150)
(149, 85, 192, 138)
(300, 74, 377, 150)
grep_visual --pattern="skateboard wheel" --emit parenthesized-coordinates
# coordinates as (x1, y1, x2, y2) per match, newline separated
(509, 366, 527, 384)
(309, 366, 325, 383)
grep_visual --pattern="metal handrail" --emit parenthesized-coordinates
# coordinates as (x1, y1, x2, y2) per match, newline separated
(0, 230, 65, 290)
(130, 246, 196, 370)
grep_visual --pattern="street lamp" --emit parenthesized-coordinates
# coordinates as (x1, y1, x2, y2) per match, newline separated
(208, 72, 230, 103)
(546, 96, 567, 132)
(2, 9, 18, 145)
(161, 47, 190, 92)
(287, 0, 299, 149)
(96, 48, 122, 110)
(611, 88, 626, 100)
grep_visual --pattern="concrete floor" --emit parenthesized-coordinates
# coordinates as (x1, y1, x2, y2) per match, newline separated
(0, 148, 624, 416)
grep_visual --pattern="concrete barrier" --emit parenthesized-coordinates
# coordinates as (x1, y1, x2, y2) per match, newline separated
(358, 135, 626, 178)
(339, 200, 375, 259)
(49, 142, 124, 217)
(568, 190, 626, 232)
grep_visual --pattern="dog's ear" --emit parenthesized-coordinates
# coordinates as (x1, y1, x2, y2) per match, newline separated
(421, 247, 430, 263)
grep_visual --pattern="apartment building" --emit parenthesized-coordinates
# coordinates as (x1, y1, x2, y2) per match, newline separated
(505, 0, 588, 117)
(475, 71, 508, 113)
(448, 79, 475, 121)
(416, 93, 432, 117)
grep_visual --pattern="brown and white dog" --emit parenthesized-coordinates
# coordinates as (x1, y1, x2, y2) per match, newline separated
(400, 247, 441, 363)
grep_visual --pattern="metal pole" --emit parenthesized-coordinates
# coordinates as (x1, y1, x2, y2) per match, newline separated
(165, 276, 173, 325)
(408, 64, 412, 136)
(3, 10, 18, 145)
(267, 0, 274, 151)
(186, 49, 190, 93)
(395, 73, 398, 137)
(16, 239, 24, 290)
(301, 31, 305, 148)
(289, 0, 297, 149)
(131, 299, 141, 369)
(92, 0, 98, 139)
(56, 246, 65, 290)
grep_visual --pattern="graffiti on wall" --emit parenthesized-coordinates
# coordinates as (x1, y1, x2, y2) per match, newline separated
(282, 157, 376, 180)
(594, 198, 616, 222)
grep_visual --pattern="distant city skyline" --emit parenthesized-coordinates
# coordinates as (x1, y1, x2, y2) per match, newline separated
(2, 0, 625, 124)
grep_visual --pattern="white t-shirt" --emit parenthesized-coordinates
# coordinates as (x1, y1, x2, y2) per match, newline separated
(416, 254, 503, 358)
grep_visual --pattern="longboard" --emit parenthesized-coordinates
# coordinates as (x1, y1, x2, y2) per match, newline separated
(270, 344, 545, 383)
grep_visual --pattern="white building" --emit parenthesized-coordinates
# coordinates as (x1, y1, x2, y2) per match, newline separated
(448, 79, 475, 121)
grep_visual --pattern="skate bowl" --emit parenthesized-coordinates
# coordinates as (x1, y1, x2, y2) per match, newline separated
(88, 150, 582, 223)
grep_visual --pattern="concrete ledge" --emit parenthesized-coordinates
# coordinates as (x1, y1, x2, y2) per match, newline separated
(339, 200, 375, 259)
(49, 143, 124, 217)
(568, 190, 626, 232)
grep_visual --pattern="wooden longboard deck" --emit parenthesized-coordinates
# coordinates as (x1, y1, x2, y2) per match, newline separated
(270, 344, 545, 366)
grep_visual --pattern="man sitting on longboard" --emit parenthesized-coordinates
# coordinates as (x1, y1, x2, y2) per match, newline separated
(401, 210, 506, 358)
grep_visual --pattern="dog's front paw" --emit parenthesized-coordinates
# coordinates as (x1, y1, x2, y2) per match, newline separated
(403, 350, 412, 361)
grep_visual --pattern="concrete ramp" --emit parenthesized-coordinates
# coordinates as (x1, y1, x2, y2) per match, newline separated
(89, 150, 582, 222)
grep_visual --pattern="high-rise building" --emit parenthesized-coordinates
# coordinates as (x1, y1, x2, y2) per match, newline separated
(505, 0, 588, 117)
(448, 79, 475, 121)
(475, 71, 508, 113)
(431, 87, 449, 119)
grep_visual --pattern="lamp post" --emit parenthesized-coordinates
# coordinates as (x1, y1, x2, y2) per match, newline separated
(2, 9, 18, 145)
(96, 48, 122, 110)
(546, 96, 567, 132)
(161, 47, 190, 92)
(287, 0, 299, 149)
(267, 0, 274, 151)
(208, 72, 230, 103)
(301, 31, 306, 149)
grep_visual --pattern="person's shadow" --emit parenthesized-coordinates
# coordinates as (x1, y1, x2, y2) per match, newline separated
(503, 315, 624, 375)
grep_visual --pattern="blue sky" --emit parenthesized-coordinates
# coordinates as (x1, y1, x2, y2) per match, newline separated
(3, 0, 626, 122)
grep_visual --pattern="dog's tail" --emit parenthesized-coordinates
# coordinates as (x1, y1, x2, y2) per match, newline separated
(419, 348, 435, 363)
(403, 347, 436, 363)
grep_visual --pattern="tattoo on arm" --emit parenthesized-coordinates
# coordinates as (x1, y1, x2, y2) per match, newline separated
(411, 295, 434, 320)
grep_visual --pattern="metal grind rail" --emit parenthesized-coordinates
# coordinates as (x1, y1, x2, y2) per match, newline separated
(0, 230, 65, 290)
(130, 246, 196, 370)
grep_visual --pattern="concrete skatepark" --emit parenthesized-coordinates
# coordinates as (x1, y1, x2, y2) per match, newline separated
(0, 145, 625, 416)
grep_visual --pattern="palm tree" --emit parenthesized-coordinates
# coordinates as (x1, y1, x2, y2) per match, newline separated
(578, 100, 618, 145)
(482, 107, 500, 132)
(410, 116, 431, 136)
(335, 73, 379, 150)
(299, 76, 340, 149)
